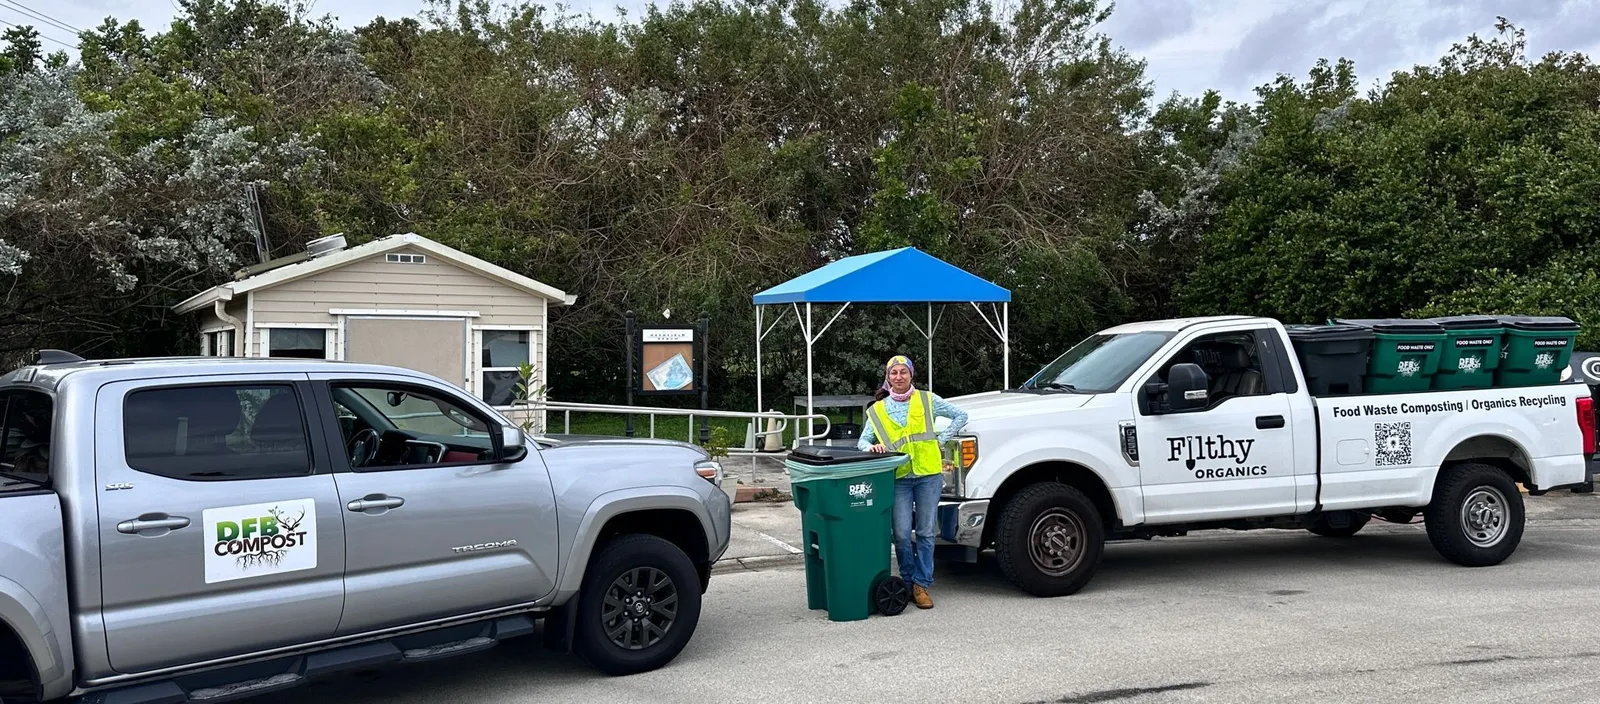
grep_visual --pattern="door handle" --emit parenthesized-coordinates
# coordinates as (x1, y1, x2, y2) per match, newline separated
(117, 514, 191, 535)
(1256, 415, 1286, 429)
(347, 495, 405, 513)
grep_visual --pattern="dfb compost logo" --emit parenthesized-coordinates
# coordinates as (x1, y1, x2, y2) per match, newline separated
(203, 498, 318, 584)
(847, 480, 874, 507)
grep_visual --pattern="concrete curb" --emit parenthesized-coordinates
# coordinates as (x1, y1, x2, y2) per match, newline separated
(733, 486, 793, 504)
(711, 553, 806, 574)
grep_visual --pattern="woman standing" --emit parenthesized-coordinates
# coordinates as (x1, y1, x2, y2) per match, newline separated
(858, 355, 968, 609)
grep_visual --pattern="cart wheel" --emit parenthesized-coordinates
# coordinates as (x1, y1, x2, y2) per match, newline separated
(874, 575, 910, 616)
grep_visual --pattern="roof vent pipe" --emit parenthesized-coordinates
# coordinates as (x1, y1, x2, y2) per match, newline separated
(306, 234, 348, 259)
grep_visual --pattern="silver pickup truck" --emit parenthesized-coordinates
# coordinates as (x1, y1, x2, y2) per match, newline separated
(0, 352, 731, 704)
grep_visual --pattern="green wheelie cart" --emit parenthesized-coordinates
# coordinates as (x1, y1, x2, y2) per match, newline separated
(785, 445, 912, 622)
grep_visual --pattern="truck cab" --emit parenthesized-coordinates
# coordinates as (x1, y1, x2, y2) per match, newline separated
(0, 353, 731, 704)
(934, 315, 1595, 597)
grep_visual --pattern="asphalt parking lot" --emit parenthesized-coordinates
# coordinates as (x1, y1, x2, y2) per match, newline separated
(293, 492, 1600, 703)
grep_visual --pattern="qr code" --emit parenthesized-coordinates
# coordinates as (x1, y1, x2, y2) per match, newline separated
(1375, 422, 1413, 467)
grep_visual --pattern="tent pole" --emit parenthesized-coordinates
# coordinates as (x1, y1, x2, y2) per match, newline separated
(927, 302, 934, 391)
(805, 302, 814, 442)
(754, 305, 763, 415)
(1003, 302, 1010, 389)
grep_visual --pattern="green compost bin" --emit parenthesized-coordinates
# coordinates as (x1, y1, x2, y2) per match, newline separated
(1495, 316, 1580, 387)
(1333, 318, 1446, 393)
(785, 445, 906, 622)
(1427, 315, 1504, 390)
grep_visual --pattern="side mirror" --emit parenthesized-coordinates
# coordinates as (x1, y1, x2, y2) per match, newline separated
(386, 391, 407, 407)
(1166, 363, 1210, 413)
(499, 424, 528, 461)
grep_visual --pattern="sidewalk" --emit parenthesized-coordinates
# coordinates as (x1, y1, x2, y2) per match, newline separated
(714, 500, 807, 573)
(711, 453, 810, 573)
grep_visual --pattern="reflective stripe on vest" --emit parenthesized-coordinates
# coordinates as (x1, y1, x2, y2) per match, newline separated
(867, 389, 937, 451)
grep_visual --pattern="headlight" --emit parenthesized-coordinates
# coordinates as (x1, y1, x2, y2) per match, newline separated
(694, 459, 723, 487)
(941, 436, 977, 497)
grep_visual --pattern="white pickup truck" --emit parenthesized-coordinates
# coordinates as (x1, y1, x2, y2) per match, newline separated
(933, 315, 1596, 597)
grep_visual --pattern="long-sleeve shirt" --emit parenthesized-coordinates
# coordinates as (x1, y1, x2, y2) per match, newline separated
(857, 391, 969, 450)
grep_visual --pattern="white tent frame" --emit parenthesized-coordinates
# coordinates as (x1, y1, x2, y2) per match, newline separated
(755, 300, 1010, 440)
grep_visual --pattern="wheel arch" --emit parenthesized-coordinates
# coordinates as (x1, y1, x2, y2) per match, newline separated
(0, 618, 38, 704)
(1438, 434, 1533, 493)
(983, 460, 1119, 547)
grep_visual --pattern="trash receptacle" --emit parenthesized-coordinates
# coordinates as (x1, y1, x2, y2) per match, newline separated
(1333, 318, 1446, 393)
(1495, 315, 1580, 387)
(1285, 323, 1374, 396)
(1428, 315, 1504, 390)
(785, 445, 911, 622)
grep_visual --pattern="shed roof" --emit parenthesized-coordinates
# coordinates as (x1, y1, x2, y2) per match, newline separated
(174, 233, 575, 315)
(751, 247, 1011, 305)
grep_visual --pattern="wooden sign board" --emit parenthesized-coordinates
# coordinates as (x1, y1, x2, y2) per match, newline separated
(634, 324, 699, 396)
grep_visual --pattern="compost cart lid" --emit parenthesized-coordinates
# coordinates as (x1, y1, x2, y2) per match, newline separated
(1284, 323, 1375, 342)
(1427, 315, 1502, 330)
(1495, 315, 1580, 332)
(1332, 318, 1444, 335)
(787, 444, 897, 465)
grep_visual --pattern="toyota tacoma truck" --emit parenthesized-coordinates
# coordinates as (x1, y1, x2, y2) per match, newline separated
(0, 352, 730, 704)
(931, 315, 1596, 597)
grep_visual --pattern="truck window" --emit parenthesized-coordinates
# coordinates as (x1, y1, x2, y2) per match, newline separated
(328, 383, 496, 470)
(1154, 331, 1270, 404)
(1027, 331, 1176, 393)
(0, 390, 53, 485)
(123, 384, 312, 480)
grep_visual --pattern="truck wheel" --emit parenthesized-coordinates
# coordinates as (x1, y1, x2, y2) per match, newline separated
(572, 534, 703, 676)
(994, 482, 1105, 597)
(1424, 462, 1525, 567)
(1306, 511, 1370, 538)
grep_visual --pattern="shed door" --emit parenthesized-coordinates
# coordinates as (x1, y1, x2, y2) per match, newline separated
(345, 317, 468, 388)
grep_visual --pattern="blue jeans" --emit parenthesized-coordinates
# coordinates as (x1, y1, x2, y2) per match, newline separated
(894, 473, 943, 589)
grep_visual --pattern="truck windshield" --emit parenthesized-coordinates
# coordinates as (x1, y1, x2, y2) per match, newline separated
(1023, 331, 1175, 393)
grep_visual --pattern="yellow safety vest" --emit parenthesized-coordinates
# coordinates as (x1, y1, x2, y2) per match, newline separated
(868, 389, 943, 479)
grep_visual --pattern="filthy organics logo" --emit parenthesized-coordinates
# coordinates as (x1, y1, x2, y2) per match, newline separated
(1167, 434, 1268, 480)
(213, 505, 309, 569)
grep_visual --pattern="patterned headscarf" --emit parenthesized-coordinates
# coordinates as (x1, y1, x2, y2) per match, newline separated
(883, 355, 915, 402)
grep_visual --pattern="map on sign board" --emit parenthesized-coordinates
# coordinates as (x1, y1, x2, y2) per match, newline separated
(646, 352, 694, 391)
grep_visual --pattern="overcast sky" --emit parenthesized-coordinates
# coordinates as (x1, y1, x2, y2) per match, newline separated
(8, 0, 1598, 102)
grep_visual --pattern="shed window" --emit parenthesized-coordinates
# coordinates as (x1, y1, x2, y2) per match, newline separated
(265, 328, 328, 359)
(203, 329, 234, 356)
(480, 330, 531, 406)
(386, 253, 427, 264)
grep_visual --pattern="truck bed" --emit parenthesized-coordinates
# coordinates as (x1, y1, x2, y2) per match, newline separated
(1311, 383, 1589, 510)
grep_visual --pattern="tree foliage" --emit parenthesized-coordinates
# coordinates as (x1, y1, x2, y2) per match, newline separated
(2, 5, 1599, 406)
(1167, 20, 1600, 332)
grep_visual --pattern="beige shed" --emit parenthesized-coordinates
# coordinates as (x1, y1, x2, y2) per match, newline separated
(174, 233, 574, 407)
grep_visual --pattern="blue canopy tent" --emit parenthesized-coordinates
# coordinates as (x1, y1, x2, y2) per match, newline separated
(751, 247, 1012, 438)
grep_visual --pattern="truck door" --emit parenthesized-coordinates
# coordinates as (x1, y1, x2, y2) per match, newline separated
(305, 373, 560, 636)
(94, 375, 347, 674)
(1133, 327, 1299, 523)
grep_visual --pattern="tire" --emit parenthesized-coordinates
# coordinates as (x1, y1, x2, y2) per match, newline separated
(1424, 462, 1525, 567)
(994, 482, 1105, 597)
(1306, 511, 1370, 538)
(572, 534, 703, 676)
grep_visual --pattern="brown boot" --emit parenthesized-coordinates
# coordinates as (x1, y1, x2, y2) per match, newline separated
(912, 585, 934, 609)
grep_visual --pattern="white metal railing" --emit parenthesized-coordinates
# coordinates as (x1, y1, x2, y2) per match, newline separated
(492, 400, 833, 455)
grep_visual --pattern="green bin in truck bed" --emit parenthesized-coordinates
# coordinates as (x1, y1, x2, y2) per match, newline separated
(1427, 315, 1504, 390)
(1495, 316, 1580, 387)
(1333, 318, 1446, 393)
